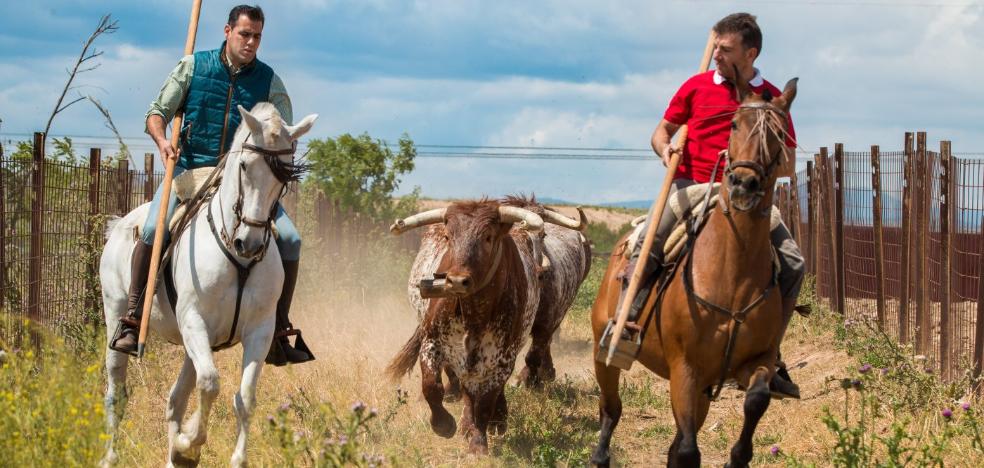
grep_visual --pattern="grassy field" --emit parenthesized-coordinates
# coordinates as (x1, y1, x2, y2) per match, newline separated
(3, 237, 984, 466)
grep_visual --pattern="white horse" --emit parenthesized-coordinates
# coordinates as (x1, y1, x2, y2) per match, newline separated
(100, 103, 317, 467)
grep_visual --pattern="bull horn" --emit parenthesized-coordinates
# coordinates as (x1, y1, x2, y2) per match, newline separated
(542, 206, 588, 231)
(498, 206, 544, 232)
(390, 208, 447, 235)
(630, 215, 647, 227)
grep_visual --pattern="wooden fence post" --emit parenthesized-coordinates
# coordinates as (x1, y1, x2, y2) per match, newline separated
(899, 132, 914, 344)
(29, 132, 45, 323)
(806, 161, 815, 274)
(0, 142, 5, 310)
(975, 217, 984, 395)
(144, 153, 154, 202)
(872, 145, 886, 330)
(86, 148, 102, 320)
(834, 143, 846, 315)
(116, 158, 130, 214)
(916, 132, 929, 357)
(939, 140, 952, 380)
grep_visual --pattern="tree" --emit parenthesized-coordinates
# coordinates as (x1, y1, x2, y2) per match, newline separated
(304, 133, 420, 223)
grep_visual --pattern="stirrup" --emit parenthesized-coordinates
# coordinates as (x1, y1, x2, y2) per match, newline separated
(108, 321, 139, 357)
(265, 329, 315, 366)
(595, 319, 640, 370)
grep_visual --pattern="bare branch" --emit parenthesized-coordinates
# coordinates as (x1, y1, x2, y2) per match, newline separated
(87, 95, 134, 167)
(43, 14, 119, 142)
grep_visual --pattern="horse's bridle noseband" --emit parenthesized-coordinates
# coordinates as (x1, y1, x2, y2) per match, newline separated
(724, 101, 788, 187)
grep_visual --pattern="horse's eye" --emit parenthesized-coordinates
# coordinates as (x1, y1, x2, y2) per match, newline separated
(731, 121, 738, 130)
(240, 161, 247, 171)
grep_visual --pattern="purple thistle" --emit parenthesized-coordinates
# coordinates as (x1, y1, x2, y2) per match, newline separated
(851, 379, 863, 390)
(880, 367, 889, 376)
(770, 445, 780, 456)
(962, 402, 971, 412)
(369, 407, 379, 417)
(859, 364, 872, 374)
(942, 408, 953, 419)
(278, 402, 290, 412)
(351, 401, 367, 413)
(338, 435, 349, 445)
(266, 415, 274, 423)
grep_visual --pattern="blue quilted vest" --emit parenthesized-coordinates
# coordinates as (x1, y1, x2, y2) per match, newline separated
(179, 43, 273, 169)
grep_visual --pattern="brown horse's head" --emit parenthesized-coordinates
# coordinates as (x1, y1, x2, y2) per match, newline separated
(725, 69, 798, 212)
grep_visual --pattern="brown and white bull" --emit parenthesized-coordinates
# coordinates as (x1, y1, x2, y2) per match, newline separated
(386, 197, 591, 453)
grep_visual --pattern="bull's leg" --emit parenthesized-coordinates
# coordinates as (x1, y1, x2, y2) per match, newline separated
(666, 363, 705, 468)
(726, 356, 775, 468)
(458, 391, 475, 438)
(101, 346, 129, 467)
(489, 389, 508, 435)
(173, 314, 221, 455)
(467, 386, 503, 455)
(166, 356, 197, 466)
(230, 328, 272, 468)
(520, 323, 557, 388)
(421, 357, 456, 438)
(590, 360, 622, 467)
(443, 366, 462, 402)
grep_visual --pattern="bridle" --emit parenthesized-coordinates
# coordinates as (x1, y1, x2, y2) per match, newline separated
(209, 135, 309, 263)
(722, 101, 790, 211)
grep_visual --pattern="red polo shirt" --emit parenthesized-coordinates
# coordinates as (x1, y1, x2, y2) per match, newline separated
(663, 70, 796, 183)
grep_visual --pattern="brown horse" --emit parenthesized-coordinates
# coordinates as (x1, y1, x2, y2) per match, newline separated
(590, 75, 799, 467)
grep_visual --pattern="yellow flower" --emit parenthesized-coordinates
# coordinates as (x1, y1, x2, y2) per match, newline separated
(99, 433, 111, 441)
(86, 364, 99, 374)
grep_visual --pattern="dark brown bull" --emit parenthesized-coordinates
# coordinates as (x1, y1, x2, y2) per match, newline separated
(387, 197, 590, 454)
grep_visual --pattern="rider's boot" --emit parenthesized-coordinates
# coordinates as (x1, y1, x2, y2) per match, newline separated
(266, 260, 315, 366)
(769, 351, 800, 399)
(597, 249, 663, 369)
(109, 241, 154, 356)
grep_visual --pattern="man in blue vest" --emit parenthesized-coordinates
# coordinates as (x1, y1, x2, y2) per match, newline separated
(110, 5, 314, 366)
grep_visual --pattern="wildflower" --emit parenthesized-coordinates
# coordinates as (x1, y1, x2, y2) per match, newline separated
(351, 401, 366, 413)
(338, 435, 349, 445)
(770, 445, 780, 456)
(266, 415, 274, 423)
(961, 402, 971, 412)
(859, 364, 872, 374)
(278, 402, 290, 412)
(850, 379, 863, 390)
(880, 367, 889, 376)
(942, 408, 953, 419)
(369, 407, 379, 417)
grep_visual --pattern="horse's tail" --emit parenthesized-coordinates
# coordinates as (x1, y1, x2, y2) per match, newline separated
(104, 216, 123, 240)
(386, 324, 425, 380)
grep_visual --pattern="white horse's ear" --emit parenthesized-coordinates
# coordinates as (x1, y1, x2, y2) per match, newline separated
(286, 114, 318, 141)
(238, 105, 265, 136)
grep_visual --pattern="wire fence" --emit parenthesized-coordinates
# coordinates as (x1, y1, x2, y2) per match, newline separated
(0, 133, 421, 345)
(775, 132, 984, 383)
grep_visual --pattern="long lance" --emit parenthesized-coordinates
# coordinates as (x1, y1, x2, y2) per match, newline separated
(137, 0, 203, 359)
(605, 29, 716, 367)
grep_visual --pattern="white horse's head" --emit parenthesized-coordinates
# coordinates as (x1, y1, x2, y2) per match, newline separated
(222, 103, 317, 260)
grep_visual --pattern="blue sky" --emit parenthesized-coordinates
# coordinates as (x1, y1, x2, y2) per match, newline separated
(2, 0, 982, 204)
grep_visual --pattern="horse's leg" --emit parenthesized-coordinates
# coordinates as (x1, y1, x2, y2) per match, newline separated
(590, 360, 622, 467)
(166, 356, 198, 466)
(175, 316, 221, 452)
(467, 385, 503, 455)
(421, 357, 456, 437)
(101, 347, 129, 467)
(666, 363, 702, 468)
(230, 330, 271, 468)
(443, 366, 462, 402)
(726, 358, 774, 468)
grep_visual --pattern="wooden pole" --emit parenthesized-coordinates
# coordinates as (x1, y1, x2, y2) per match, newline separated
(834, 143, 846, 315)
(29, 132, 44, 323)
(86, 148, 102, 320)
(899, 132, 913, 344)
(939, 140, 952, 380)
(144, 152, 154, 202)
(0, 144, 5, 311)
(916, 132, 929, 357)
(605, 29, 716, 367)
(806, 160, 815, 274)
(138, 0, 203, 358)
(871, 145, 886, 330)
(974, 217, 984, 394)
(116, 158, 129, 214)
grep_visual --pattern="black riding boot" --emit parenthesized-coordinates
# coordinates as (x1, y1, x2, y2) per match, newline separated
(109, 241, 154, 355)
(266, 260, 315, 366)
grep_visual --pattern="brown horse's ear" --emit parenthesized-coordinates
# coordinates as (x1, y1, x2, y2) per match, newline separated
(772, 77, 799, 112)
(733, 64, 751, 102)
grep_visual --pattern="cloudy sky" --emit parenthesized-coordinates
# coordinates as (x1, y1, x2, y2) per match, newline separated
(1, 0, 982, 204)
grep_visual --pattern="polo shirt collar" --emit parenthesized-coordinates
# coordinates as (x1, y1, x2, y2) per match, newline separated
(713, 68, 763, 87)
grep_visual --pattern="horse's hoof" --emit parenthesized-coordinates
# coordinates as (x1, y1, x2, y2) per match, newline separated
(431, 411, 456, 438)
(169, 451, 200, 468)
(590, 455, 611, 468)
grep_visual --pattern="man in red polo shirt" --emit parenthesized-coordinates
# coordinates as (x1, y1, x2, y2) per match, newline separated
(612, 13, 804, 398)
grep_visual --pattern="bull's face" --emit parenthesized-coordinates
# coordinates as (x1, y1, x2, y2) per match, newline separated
(440, 206, 514, 296)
